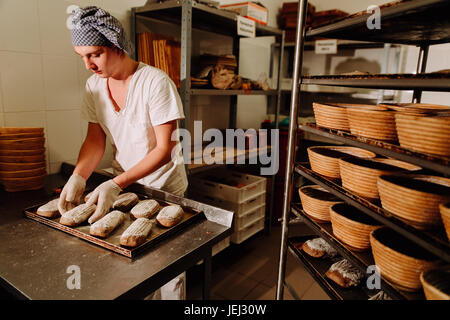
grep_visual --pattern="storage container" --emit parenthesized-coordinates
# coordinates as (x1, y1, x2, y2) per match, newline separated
(231, 216, 264, 244)
(190, 168, 267, 203)
(233, 204, 266, 231)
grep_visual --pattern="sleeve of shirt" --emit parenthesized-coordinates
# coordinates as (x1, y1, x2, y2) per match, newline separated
(80, 80, 98, 123)
(148, 75, 185, 127)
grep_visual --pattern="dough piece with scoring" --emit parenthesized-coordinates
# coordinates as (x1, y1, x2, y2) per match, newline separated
(120, 218, 153, 247)
(130, 199, 161, 219)
(90, 210, 126, 238)
(37, 198, 66, 218)
(59, 203, 96, 227)
(301, 237, 338, 258)
(156, 205, 184, 227)
(113, 192, 139, 212)
(325, 259, 364, 288)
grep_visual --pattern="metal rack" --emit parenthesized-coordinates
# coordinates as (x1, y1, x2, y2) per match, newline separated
(130, 0, 284, 233)
(276, 0, 450, 300)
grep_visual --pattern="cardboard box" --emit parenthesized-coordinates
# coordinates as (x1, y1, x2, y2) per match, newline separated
(220, 2, 268, 25)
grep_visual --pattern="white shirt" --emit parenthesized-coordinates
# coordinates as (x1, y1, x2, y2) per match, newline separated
(81, 62, 188, 195)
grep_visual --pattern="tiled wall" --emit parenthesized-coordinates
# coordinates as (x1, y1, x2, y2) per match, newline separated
(0, 0, 146, 174)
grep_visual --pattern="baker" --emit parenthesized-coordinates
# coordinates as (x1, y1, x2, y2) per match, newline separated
(58, 6, 188, 300)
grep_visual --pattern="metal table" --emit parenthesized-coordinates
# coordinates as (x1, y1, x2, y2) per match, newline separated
(0, 163, 233, 300)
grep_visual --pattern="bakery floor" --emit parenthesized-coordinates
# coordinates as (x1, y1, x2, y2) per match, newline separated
(186, 222, 331, 300)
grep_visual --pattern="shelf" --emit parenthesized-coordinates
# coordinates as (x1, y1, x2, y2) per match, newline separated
(287, 235, 377, 300)
(301, 73, 450, 91)
(294, 163, 450, 263)
(290, 203, 423, 300)
(189, 89, 278, 96)
(134, 0, 283, 37)
(278, 40, 388, 50)
(299, 123, 450, 176)
(187, 145, 271, 175)
(305, 0, 450, 46)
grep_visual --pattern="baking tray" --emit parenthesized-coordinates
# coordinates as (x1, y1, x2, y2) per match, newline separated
(23, 192, 205, 258)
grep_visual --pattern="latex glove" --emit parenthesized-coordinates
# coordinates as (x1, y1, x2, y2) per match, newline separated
(58, 174, 86, 214)
(86, 179, 122, 224)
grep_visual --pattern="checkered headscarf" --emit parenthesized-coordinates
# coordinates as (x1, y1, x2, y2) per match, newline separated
(70, 6, 133, 55)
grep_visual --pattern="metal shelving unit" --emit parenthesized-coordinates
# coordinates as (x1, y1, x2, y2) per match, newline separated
(276, 0, 450, 300)
(131, 0, 284, 233)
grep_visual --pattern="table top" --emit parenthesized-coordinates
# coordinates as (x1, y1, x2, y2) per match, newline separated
(0, 167, 233, 300)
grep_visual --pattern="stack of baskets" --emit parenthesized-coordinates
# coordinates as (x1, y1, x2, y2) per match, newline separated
(0, 127, 47, 192)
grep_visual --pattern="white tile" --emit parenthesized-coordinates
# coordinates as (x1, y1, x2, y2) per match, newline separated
(3, 111, 46, 128)
(0, 0, 41, 53)
(50, 159, 77, 174)
(0, 113, 4, 126)
(76, 57, 93, 91)
(0, 76, 3, 113)
(46, 110, 82, 164)
(38, 0, 77, 57)
(0, 52, 45, 112)
(42, 55, 81, 109)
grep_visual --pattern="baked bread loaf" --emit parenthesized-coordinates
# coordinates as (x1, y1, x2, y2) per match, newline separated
(325, 259, 364, 288)
(302, 237, 338, 258)
(113, 192, 139, 212)
(130, 199, 160, 219)
(59, 203, 96, 227)
(37, 198, 64, 218)
(120, 217, 153, 247)
(156, 205, 184, 227)
(90, 210, 126, 238)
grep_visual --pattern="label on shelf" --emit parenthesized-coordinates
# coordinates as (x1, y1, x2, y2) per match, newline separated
(237, 16, 255, 38)
(314, 39, 337, 54)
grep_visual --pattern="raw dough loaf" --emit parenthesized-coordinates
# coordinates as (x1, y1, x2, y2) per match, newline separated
(113, 192, 139, 212)
(120, 217, 153, 247)
(302, 237, 338, 258)
(90, 210, 126, 238)
(325, 259, 364, 288)
(37, 198, 64, 218)
(84, 191, 93, 203)
(156, 205, 184, 227)
(59, 203, 96, 227)
(130, 199, 160, 219)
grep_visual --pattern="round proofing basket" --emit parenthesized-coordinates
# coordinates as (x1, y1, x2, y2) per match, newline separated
(395, 113, 450, 157)
(0, 167, 47, 179)
(0, 137, 45, 150)
(0, 154, 45, 163)
(378, 174, 450, 230)
(298, 185, 342, 222)
(0, 127, 44, 135)
(439, 203, 450, 241)
(1, 174, 46, 192)
(329, 203, 382, 251)
(312, 102, 350, 130)
(346, 107, 397, 141)
(0, 161, 46, 171)
(0, 148, 45, 157)
(420, 267, 450, 300)
(370, 227, 440, 292)
(380, 103, 450, 115)
(338, 157, 421, 201)
(307, 146, 376, 179)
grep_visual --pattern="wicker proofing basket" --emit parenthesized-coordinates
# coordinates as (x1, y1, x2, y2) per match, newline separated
(0, 127, 44, 134)
(346, 106, 398, 141)
(0, 148, 46, 157)
(395, 113, 450, 157)
(312, 103, 377, 131)
(307, 146, 376, 179)
(370, 227, 440, 292)
(378, 174, 450, 230)
(1, 174, 46, 192)
(298, 185, 342, 222)
(0, 137, 45, 150)
(380, 103, 450, 115)
(0, 167, 47, 179)
(420, 267, 450, 300)
(329, 203, 382, 251)
(439, 202, 450, 241)
(339, 157, 421, 201)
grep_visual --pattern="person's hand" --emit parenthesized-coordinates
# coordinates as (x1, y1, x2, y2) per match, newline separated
(86, 179, 122, 224)
(58, 174, 86, 213)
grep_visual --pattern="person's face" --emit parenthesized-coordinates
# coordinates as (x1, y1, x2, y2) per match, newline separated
(74, 45, 121, 78)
